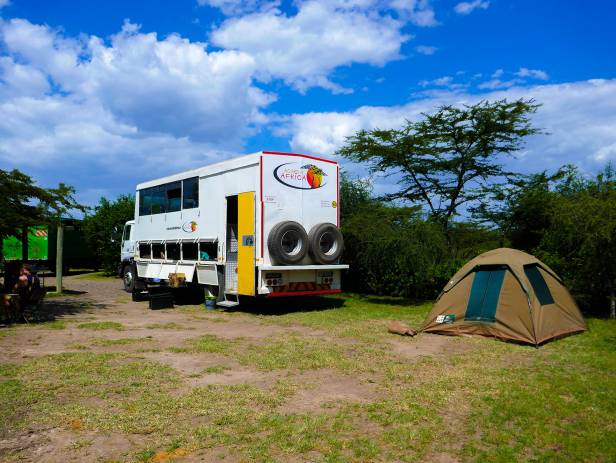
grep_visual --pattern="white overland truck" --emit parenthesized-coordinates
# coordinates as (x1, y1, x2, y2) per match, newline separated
(119, 151, 348, 307)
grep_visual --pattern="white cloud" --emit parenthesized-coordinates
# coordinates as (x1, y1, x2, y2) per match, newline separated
(0, 18, 273, 201)
(280, 79, 616, 176)
(478, 78, 523, 89)
(492, 68, 504, 78)
(516, 67, 549, 80)
(419, 75, 453, 87)
(454, 0, 489, 15)
(196, 0, 280, 16)
(0, 0, 10, 8)
(415, 45, 437, 55)
(210, 0, 435, 93)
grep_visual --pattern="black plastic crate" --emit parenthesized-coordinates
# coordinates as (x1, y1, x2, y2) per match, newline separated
(132, 291, 149, 302)
(149, 292, 174, 310)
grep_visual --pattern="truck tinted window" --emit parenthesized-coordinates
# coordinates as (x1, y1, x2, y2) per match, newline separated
(167, 182, 181, 212)
(183, 177, 199, 209)
(139, 189, 151, 216)
(138, 177, 199, 216)
(151, 185, 166, 214)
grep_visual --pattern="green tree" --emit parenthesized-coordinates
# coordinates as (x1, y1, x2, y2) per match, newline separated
(0, 168, 82, 261)
(82, 195, 135, 273)
(537, 165, 616, 318)
(338, 175, 498, 298)
(338, 99, 541, 231)
(472, 165, 579, 250)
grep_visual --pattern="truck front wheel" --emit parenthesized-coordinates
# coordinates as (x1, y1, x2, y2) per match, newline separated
(123, 263, 136, 292)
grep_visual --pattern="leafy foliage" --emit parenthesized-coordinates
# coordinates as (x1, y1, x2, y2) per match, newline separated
(339, 175, 499, 299)
(535, 165, 616, 317)
(338, 99, 541, 230)
(475, 164, 616, 316)
(82, 195, 135, 273)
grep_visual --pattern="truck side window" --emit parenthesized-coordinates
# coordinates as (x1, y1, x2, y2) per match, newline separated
(151, 185, 166, 214)
(199, 242, 217, 261)
(152, 243, 165, 260)
(167, 182, 181, 212)
(166, 243, 180, 261)
(139, 188, 151, 216)
(183, 177, 199, 209)
(139, 243, 151, 259)
(182, 242, 198, 260)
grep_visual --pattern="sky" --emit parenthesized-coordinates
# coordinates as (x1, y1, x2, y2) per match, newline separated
(0, 0, 615, 205)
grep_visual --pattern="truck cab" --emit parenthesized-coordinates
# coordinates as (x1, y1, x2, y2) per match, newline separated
(119, 220, 136, 290)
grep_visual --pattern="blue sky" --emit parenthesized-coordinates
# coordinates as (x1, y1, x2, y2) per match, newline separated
(1, 0, 615, 204)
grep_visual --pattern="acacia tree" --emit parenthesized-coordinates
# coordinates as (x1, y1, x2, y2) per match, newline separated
(338, 99, 541, 231)
(0, 169, 81, 261)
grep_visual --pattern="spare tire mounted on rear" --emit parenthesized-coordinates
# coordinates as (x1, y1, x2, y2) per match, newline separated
(308, 223, 343, 265)
(267, 221, 309, 265)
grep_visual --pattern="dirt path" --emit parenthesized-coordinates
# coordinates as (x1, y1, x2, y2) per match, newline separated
(0, 275, 473, 462)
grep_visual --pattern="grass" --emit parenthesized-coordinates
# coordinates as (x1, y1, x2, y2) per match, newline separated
(145, 322, 193, 330)
(0, 294, 614, 462)
(92, 337, 153, 346)
(75, 271, 117, 281)
(77, 321, 124, 331)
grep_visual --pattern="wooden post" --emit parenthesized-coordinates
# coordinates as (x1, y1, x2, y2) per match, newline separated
(55, 223, 63, 294)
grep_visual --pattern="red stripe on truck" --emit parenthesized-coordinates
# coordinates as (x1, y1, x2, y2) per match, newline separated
(267, 289, 342, 297)
(260, 155, 264, 258)
(262, 151, 338, 165)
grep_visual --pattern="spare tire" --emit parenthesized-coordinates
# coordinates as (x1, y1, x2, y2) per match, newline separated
(308, 223, 343, 264)
(267, 221, 309, 265)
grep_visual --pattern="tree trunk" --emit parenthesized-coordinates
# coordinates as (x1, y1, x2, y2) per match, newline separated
(21, 227, 28, 262)
(610, 288, 615, 320)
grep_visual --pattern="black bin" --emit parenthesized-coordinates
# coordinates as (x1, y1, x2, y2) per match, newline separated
(132, 291, 148, 302)
(149, 292, 174, 310)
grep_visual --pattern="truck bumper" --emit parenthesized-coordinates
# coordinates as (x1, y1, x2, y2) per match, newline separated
(257, 264, 348, 296)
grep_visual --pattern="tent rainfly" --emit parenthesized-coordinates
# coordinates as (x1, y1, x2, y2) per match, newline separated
(421, 248, 586, 345)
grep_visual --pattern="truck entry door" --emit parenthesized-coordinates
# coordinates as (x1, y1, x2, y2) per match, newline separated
(237, 191, 256, 296)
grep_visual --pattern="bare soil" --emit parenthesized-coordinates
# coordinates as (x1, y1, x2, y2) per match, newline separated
(0, 274, 469, 462)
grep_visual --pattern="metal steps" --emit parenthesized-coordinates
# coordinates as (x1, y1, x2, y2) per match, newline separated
(217, 292, 239, 308)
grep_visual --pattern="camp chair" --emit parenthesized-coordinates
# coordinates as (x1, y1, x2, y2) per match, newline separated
(22, 287, 47, 323)
(1, 293, 21, 324)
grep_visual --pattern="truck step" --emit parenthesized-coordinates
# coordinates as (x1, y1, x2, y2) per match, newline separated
(216, 300, 240, 308)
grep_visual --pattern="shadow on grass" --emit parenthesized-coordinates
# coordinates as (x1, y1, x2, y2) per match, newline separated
(229, 295, 346, 316)
(43, 287, 88, 296)
(1, 294, 108, 326)
(353, 294, 428, 307)
(39, 298, 107, 320)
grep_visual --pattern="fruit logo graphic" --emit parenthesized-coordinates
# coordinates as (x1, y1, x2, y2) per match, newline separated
(302, 165, 327, 189)
(273, 162, 328, 190)
(182, 221, 197, 233)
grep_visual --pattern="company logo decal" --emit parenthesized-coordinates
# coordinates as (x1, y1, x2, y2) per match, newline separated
(182, 221, 197, 233)
(273, 163, 327, 190)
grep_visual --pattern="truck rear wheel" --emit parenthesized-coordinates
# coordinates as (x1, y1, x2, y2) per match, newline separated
(123, 263, 136, 292)
(308, 223, 343, 264)
(267, 221, 309, 265)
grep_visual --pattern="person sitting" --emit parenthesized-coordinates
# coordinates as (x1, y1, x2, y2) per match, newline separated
(13, 265, 41, 306)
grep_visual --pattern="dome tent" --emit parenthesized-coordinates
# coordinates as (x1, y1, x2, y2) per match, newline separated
(421, 248, 586, 345)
